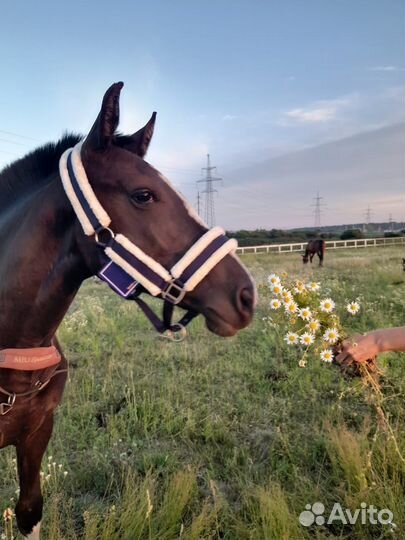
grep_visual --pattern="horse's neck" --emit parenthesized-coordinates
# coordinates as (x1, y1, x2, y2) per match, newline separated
(0, 179, 89, 348)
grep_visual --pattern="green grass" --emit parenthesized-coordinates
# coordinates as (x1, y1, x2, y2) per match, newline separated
(1, 246, 405, 539)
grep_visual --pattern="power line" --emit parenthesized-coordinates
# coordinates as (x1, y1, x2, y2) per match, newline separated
(0, 137, 29, 147)
(0, 148, 20, 156)
(0, 128, 38, 160)
(364, 205, 373, 224)
(197, 154, 222, 227)
(0, 129, 39, 142)
(389, 213, 394, 232)
(157, 164, 200, 174)
(310, 192, 326, 228)
(196, 191, 201, 217)
(363, 205, 373, 232)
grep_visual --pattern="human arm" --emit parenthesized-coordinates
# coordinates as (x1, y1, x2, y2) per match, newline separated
(336, 327, 405, 365)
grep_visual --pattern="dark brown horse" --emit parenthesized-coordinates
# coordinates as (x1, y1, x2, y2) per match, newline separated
(0, 82, 255, 539)
(302, 239, 325, 266)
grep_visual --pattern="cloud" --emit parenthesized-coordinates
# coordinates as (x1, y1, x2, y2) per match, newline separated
(368, 65, 400, 72)
(285, 106, 337, 123)
(282, 96, 355, 125)
(216, 123, 405, 229)
(222, 114, 237, 121)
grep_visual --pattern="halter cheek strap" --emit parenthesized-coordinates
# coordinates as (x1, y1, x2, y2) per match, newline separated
(59, 141, 238, 337)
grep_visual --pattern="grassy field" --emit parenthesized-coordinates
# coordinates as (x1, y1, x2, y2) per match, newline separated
(1, 246, 405, 540)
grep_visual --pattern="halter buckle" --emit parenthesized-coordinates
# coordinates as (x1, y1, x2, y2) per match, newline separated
(161, 279, 186, 305)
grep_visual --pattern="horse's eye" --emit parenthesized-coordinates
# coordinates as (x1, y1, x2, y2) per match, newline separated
(131, 189, 155, 206)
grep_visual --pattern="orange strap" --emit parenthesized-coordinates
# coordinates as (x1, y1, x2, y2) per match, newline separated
(0, 346, 61, 371)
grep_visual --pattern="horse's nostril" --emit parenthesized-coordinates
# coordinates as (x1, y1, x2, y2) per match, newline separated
(236, 285, 255, 317)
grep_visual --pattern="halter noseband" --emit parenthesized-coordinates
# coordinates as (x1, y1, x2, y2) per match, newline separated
(59, 142, 237, 339)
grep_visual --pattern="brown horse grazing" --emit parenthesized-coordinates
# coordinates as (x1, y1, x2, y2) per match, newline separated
(0, 82, 255, 539)
(302, 239, 325, 266)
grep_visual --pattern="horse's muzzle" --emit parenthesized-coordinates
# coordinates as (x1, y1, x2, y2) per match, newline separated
(235, 284, 256, 323)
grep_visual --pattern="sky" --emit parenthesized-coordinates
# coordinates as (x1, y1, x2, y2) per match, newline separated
(0, 0, 404, 229)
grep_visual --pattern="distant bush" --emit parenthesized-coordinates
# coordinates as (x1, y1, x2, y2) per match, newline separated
(228, 228, 340, 246)
(384, 231, 401, 238)
(340, 229, 364, 240)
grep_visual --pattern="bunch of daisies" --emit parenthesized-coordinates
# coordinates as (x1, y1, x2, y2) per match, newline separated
(267, 273, 360, 367)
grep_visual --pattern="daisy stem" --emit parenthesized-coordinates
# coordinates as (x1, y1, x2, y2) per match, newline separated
(360, 364, 405, 465)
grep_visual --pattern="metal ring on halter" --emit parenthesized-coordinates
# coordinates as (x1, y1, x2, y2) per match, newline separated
(95, 227, 115, 247)
(160, 324, 187, 342)
(0, 393, 16, 416)
(351, 341, 358, 348)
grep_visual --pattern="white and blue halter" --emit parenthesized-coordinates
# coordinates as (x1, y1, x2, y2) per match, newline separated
(59, 141, 237, 337)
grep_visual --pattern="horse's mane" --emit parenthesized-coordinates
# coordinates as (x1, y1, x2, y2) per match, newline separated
(0, 133, 82, 211)
(0, 132, 147, 212)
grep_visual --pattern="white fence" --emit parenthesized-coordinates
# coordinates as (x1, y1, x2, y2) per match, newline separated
(236, 236, 405, 255)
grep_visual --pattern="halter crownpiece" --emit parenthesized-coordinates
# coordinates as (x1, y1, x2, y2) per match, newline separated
(59, 141, 238, 336)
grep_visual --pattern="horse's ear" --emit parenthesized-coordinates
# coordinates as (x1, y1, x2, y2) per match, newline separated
(84, 82, 124, 151)
(121, 112, 157, 158)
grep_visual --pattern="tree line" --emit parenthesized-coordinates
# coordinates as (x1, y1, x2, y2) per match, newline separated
(228, 228, 405, 247)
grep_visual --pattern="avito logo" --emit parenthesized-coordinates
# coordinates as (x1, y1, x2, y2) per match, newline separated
(299, 501, 396, 529)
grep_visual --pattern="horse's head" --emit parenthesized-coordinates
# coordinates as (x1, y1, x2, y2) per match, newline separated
(75, 83, 255, 336)
(302, 254, 309, 264)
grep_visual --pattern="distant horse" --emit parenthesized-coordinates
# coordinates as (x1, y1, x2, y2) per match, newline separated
(302, 239, 325, 266)
(402, 258, 405, 271)
(0, 82, 255, 539)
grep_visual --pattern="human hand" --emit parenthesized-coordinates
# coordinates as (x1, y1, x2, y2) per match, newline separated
(335, 331, 383, 366)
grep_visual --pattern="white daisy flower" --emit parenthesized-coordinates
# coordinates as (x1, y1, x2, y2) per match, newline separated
(294, 280, 306, 294)
(307, 281, 321, 291)
(268, 273, 281, 286)
(282, 291, 293, 304)
(320, 349, 334, 363)
(307, 319, 320, 333)
(284, 332, 299, 345)
(300, 332, 315, 346)
(298, 307, 312, 321)
(270, 283, 283, 295)
(320, 298, 335, 313)
(284, 301, 298, 314)
(346, 301, 360, 315)
(323, 328, 340, 344)
(270, 299, 282, 310)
